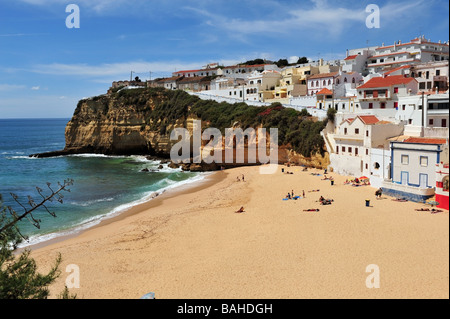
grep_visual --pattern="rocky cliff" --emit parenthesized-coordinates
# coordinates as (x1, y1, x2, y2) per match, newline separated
(32, 87, 330, 169)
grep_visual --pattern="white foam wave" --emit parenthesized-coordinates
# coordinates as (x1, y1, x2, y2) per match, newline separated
(69, 197, 115, 207)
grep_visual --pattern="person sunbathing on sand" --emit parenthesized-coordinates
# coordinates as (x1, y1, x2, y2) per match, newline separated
(235, 207, 245, 213)
(415, 208, 430, 211)
(303, 209, 320, 212)
(431, 209, 443, 214)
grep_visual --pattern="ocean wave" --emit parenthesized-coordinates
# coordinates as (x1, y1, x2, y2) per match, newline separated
(19, 172, 212, 248)
(68, 197, 116, 207)
(7, 155, 37, 160)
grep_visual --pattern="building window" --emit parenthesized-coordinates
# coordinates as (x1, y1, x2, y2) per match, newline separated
(344, 128, 348, 135)
(366, 149, 369, 155)
(348, 147, 352, 154)
(366, 130, 369, 137)
(355, 148, 359, 156)
(355, 128, 360, 134)
(420, 156, 428, 167)
(365, 163, 369, 170)
(369, 103, 373, 109)
(394, 87, 399, 94)
(342, 147, 346, 152)
(429, 119, 434, 125)
(374, 162, 380, 170)
(409, 119, 413, 124)
(381, 102, 386, 109)
(394, 102, 398, 109)
(401, 155, 409, 165)
(336, 146, 339, 154)
(402, 105, 406, 111)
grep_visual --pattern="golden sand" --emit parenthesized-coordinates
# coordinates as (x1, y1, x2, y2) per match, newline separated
(30, 165, 449, 299)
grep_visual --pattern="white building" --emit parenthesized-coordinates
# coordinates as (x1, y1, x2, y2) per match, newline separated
(324, 115, 404, 177)
(356, 75, 419, 118)
(368, 36, 449, 74)
(221, 64, 280, 79)
(382, 136, 448, 202)
(307, 71, 362, 97)
(342, 47, 378, 75)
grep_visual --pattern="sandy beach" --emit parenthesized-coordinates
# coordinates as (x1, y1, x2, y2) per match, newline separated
(30, 165, 449, 299)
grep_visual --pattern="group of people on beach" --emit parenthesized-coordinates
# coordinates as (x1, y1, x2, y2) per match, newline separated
(285, 189, 306, 200)
(344, 178, 370, 186)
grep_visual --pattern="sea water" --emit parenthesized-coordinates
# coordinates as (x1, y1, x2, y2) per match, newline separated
(0, 118, 204, 247)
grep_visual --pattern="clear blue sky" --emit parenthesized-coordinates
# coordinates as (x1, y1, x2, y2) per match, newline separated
(0, 0, 449, 118)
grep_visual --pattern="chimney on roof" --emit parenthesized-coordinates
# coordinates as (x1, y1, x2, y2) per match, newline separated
(399, 40, 402, 44)
(346, 49, 349, 58)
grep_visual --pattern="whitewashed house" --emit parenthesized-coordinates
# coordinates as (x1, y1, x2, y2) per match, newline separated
(382, 136, 448, 202)
(356, 75, 419, 118)
(325, 115, 404, 178)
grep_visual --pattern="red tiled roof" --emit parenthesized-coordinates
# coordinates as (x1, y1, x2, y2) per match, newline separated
(344, 55, 358, 60)
(383, 65, 411, 76)
(403, 137, 447, 145)
(160, 76, 183, 82)
(370, 51, 410, 58)
(316, 88, 333, 95)
(308, 72, 339, 80)
(358, 75, 417, 89)
(358, 115, 380, 125)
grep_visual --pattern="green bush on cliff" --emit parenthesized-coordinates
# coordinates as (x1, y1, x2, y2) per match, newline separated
(75, 88, 327, 158)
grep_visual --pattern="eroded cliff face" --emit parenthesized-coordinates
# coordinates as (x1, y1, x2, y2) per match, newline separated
(34, 88, 329, 170)
(63, 90, 183, 157)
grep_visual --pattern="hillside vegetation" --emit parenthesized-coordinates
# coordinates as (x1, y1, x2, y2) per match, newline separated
(75, 87, 328, 158)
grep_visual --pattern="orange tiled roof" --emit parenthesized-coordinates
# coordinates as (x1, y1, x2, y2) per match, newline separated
(403, 137, 447, 145)
(308, 72, 339, 80)
(358, 115, 380, 125)
(316, 88, 333, 95)
(358, 75, 416, 89)
(344, 55, 358, 60)
(383, 65, 411, 76)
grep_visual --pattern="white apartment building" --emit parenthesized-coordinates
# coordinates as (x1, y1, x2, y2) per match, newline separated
(368, 36, 449, 74)
(410, 61, 449, 92)
(356, 75, 419, 118)
(221, 64, 280, 79)
(246, 70, 281, 102)
(324, 115, 404, 177)
(308, 71, 363, 97)
(342, 47, 378, 75)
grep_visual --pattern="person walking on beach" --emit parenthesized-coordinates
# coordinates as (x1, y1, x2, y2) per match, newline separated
(303, 190, 305, 198)
(242, 174, 245, 182)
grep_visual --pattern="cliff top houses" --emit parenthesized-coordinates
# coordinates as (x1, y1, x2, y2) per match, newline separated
(105, 35, 449, 208)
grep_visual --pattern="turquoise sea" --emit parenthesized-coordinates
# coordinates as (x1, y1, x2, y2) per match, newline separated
(0, 119, 204, 247)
